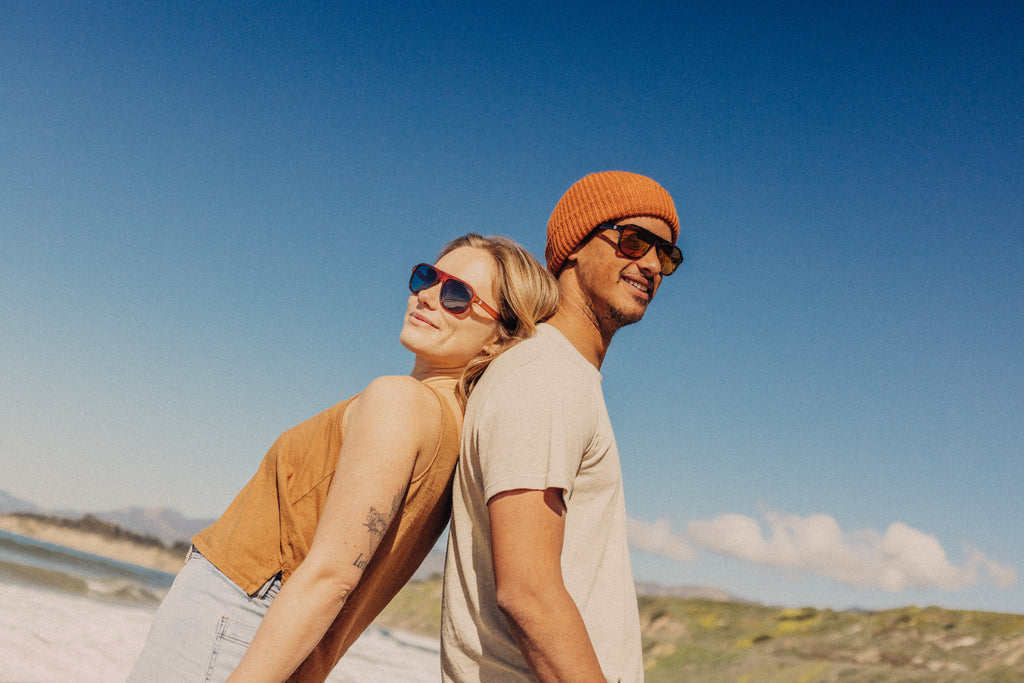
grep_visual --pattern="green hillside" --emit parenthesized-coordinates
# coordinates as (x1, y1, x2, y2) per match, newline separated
(375, 579, 1024, 681)
(638, 596, 1024, 682)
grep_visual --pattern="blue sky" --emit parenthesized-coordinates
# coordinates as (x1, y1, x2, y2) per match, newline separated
(2, 1, 1021, 614)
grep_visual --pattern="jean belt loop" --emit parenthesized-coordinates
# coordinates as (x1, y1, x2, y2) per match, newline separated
(256, 573, 282, 601)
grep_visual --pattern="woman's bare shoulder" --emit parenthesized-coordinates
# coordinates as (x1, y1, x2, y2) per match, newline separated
(348, 375, 441, 428)
(361, 374, 436, 402)
(341, 376, 444, 463)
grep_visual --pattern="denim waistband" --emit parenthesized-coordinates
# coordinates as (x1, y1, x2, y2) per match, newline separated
(186, 545, 280, 601)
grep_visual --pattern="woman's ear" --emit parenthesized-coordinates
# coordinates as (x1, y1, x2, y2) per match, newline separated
(482, 339, 501, 357)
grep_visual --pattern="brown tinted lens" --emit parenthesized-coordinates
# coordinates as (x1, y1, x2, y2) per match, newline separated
(617, 227, 652, 258)
(656, 244, 683, 275)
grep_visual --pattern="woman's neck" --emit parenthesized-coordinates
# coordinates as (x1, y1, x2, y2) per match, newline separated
(410, 359, 462, 384)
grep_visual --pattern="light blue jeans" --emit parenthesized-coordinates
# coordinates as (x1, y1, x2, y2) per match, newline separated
(127, 547, 281, 682)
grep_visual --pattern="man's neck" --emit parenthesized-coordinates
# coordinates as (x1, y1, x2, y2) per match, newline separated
(546, 301, 612, 370)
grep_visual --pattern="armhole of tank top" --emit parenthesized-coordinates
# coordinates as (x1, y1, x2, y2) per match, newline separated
(409, 385, 450, 484)
(338, 394, 359, 440)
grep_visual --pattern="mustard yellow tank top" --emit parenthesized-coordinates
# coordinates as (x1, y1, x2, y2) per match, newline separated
(192, 383, 461, 682)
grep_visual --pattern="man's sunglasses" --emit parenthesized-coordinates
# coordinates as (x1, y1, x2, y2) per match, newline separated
(409, 263, 501, 320)
(596, 222, 683, 276)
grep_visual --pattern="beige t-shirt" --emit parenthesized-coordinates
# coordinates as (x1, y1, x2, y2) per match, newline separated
(441, 324, 642, 682)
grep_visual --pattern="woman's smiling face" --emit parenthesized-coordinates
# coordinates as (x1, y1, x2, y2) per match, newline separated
(399, 246, 500, 374)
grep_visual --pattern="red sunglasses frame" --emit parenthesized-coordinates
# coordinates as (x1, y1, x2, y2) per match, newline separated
(409, 263, 501, 321)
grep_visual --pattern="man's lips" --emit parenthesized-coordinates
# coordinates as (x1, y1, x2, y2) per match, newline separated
(622, 275, 652, 299)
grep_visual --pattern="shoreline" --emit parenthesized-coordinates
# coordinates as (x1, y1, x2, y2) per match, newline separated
(0, 514, 186, 575)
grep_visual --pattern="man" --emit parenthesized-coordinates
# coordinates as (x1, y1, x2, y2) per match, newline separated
(441, 171, 682, 682)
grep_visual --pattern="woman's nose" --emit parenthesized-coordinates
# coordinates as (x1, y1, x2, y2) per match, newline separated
(416, 282, 441, 308)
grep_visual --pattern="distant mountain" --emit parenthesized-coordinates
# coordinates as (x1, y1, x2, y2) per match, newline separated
(93, 507, 215, 546)
(635, 581, 749, 603)
(0, 490, 213, 546)
(0, 490, 40, 514)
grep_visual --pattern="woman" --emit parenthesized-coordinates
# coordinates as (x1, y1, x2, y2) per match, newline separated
(128, 234, 559, 682)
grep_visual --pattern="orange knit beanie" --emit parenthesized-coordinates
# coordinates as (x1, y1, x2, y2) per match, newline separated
(545, 171, 679, 274)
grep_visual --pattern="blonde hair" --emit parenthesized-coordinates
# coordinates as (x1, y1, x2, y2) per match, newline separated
(436, 233, 559, 405)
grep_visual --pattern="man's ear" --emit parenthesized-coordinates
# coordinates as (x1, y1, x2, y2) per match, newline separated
(563, 245, 583, 268)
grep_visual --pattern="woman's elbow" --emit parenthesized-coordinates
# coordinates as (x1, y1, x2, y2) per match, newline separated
(294, 557, 358, 603)
(320, 573, 357, 603)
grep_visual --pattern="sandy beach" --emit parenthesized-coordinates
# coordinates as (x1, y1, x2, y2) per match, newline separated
(0, 579, 441, 683)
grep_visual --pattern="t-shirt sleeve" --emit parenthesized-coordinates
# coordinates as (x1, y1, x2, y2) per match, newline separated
(470, 358, 596, 503)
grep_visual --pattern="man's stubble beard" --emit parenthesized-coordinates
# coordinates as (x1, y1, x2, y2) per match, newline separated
(603, 301, 646, 333)
(574, 261, 651, 338)
(586, 278, 649, 336)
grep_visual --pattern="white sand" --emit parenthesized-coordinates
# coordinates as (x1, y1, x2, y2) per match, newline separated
(0, 583, 155, 682)
(0, 582, 440, 682)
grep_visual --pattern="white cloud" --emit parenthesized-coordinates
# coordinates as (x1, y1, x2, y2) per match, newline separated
(684, 509, 1018, 592)
(965, 544, 1018, 589)
(627, 517, 697, 563)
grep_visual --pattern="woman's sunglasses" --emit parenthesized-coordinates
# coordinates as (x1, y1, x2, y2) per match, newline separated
(597, 222, 684, 276)
(409, 263, 501, 320)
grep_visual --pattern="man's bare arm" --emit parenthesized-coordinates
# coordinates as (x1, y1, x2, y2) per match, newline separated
(488, 488, 606, 682)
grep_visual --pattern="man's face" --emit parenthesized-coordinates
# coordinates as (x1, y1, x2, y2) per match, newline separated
(568, 215, 674, 334)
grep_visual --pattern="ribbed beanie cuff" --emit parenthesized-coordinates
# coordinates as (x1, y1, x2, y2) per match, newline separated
(545, 171, 679, 274)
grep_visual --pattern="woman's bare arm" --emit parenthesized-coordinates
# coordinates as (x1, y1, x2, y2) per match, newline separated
(225, 375, 441, 682)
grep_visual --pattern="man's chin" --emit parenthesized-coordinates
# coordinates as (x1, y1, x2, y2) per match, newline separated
(606, 303, 647, 330)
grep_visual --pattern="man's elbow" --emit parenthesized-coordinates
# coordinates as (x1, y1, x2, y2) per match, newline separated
(494, 577, 548, 627)
(495, 589, 529, 628)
